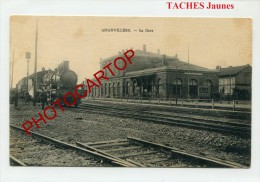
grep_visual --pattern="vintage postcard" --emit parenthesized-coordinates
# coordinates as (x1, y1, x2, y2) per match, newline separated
(9, 16, 251, 168)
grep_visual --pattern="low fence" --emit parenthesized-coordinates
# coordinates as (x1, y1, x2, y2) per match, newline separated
(88, 96, 251, 111)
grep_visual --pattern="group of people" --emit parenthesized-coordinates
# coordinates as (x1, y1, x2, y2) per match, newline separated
(12, 89, 52, 110)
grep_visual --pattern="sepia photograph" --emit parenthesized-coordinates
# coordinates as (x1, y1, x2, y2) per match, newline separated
(9, 16, 252, 168)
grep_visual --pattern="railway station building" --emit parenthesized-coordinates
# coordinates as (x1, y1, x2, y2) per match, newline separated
(218, 64, 252, 100)
(90, 45, 221, 99)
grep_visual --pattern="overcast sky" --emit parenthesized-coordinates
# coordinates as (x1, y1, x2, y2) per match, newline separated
(10, 16, 252, 86)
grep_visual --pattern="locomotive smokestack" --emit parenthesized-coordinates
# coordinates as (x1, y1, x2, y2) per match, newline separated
(63, 60, 69, 70)
(143, 44, 146, 53)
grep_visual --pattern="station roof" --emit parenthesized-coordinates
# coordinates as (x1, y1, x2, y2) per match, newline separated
(166, 60, 213, 72)
(126, 65, 217, 77)
(132, 50, 215, 72)
(125, 67, 166, 77)
(219, 64, 251, 76)
(101, 49, 216, 72)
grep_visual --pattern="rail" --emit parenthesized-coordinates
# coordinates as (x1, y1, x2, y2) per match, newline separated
(76, 137, 247, 168)
(88, 96, 251, 111)
(10, 155, 27, 166)
(76, 141, 139, 167)
(127, 137, 246, 168)
(77, 103, 250, 137)
(10, 125, 134, 167)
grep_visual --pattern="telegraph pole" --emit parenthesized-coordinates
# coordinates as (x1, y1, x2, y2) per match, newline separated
(26, 52, 31, 104)
(11, 50, 15, 89)
(187, 44, 190, 99)
(229, 72, 232, 103)
(33, 19, 38, 106)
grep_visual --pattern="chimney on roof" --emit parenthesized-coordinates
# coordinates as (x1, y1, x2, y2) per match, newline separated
(162, 54, 166, 67)
(216, 65, 221, 70)
(42, 67, 45, 71)
(157, 49, 160, 55)
(143, 44, 146, 53)
(175, 54, 178, 58)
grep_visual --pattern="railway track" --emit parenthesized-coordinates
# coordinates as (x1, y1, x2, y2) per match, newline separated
(144, 111, 250, 127)
(10, 125, 134, 167)
(10, 125, 246, 168)
(86, 100, 251, 120)
(75, 103, 251, 137)
(76, 137, 246, 168)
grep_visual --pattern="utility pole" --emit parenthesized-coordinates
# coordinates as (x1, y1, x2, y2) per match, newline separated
(55, 68, 58, 101)
(11, 50, 15, 89)
(229, 72, 232, 103)
(26, 52, 31, 104)
(33, 19, 38, 106)
(187, 44, 190, 99)
(15, 84, 18, 107)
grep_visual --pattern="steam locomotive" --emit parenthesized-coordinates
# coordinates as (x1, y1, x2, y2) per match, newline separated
(17, 61, 81, 106)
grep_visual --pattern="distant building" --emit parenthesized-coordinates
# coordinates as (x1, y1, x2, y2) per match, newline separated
(218, 64, 252, 100)
(17, 68, 49, 98)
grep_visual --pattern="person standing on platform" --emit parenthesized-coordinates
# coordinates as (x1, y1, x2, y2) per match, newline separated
(14, 91, 18, 107)
(40, 91, 47, 110)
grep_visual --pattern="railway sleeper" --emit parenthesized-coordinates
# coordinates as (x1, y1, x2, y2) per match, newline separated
(10, 125, 133, 167)
(146, 158, 171, 164)
(127, 137, 247, 168)
(92, 142, 130, 149)
(86, 139, 128, 146)
(117, 151, 158, 158)
(76, 142, 137, 167)
(103, 146, 141, 153)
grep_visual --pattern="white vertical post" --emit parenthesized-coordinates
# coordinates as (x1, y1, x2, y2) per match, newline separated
(33, 19, 38, 106)
(11, 50, 15, 89)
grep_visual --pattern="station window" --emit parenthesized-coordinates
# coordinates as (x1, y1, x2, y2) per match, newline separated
(204, 80, 212, 87)
(117, 82, 120, 97)
(173, 78, 182, 96)
(189, 79, 197, 86)
(126, 81, 130, 96)
(199, 87, 209, 94)
(173, 78, 182, 85)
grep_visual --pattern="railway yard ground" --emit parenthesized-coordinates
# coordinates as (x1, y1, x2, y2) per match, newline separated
(9, 99, 251, 167)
